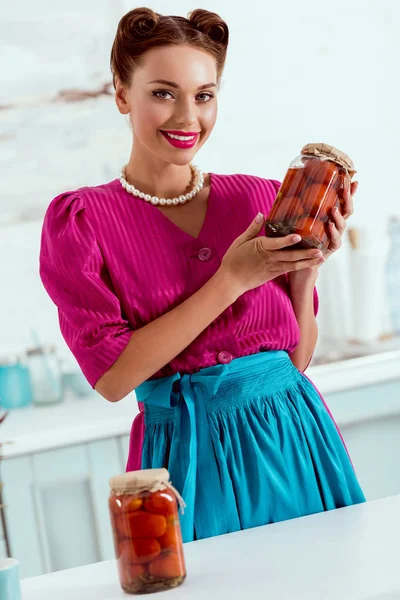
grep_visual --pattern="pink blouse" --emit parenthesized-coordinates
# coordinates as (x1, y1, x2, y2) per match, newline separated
(39, 173, 318, 389)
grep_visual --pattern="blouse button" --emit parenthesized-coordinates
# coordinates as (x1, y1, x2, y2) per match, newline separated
(198, 247, 213, 262)
(218, 351, 233, 364)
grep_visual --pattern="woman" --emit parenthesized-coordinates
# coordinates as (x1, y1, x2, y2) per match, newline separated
(39, 7, 365, 542)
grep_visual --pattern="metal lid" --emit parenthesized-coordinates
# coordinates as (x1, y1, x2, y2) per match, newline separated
(301, 142, 356, 176)
(26, 345, 56, 357)
(0, 356, 22, 366)
(109, 468, 171, 495)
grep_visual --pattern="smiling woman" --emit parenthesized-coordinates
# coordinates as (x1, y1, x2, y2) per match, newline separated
(39, 6, 365, 553)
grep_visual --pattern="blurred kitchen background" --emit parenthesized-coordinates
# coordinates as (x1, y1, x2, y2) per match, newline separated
(1, 0, 400, 581)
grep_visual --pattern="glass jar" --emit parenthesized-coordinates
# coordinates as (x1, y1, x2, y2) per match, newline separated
(26, 345, 63, 406)
(109, 468, 186, 595)
(265, 142, 356, 252)
(0, 356, 33, 410)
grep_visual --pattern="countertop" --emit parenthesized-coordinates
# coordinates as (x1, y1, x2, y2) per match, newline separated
(21, 495, 400, 600)
(2, 349, 400, 459)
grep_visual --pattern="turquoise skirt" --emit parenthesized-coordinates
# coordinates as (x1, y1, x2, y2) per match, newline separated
(136, 351, 365, 542)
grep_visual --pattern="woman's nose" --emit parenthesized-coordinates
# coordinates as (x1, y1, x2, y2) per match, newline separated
(174, 98, 198, 128)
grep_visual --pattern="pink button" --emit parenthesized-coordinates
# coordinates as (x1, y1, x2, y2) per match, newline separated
(198, 247, 212, 262)
(218, 351, 233, 364)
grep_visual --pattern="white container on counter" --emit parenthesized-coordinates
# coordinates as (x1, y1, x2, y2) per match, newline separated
(26, 345, 63, 406)
(348, 226, 391, 343)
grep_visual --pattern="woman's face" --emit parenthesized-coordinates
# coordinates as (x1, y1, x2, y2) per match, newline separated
(116, 44, 219, 166)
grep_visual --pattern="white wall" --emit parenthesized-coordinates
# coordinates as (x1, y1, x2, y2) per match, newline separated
(1, 0, 399, 355)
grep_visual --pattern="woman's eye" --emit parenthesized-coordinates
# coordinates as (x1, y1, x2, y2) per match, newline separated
(153, 90, 174, 100)
(197, 93, 214, 103)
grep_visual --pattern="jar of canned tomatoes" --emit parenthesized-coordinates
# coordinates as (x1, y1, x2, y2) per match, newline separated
(265, 142, 357, 252)
(109, 468, 186, 594)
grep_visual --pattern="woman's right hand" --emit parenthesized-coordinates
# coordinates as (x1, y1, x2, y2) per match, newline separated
(218, 212, 326, 298)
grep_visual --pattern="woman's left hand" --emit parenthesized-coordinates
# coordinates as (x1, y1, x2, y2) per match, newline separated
(288, 180, 358, 287)
(324, 180, 358, 260)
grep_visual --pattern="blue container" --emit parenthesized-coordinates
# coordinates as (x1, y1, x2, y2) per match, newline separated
(0, 558, 22, 600)
(0, 362, 33, 410)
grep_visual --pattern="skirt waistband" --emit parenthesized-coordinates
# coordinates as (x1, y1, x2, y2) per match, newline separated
(137, 350, 301, 424)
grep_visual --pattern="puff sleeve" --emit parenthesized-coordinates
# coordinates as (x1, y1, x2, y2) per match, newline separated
(39, 192, 134, 388)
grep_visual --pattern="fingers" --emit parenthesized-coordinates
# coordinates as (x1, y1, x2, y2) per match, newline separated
(326, 220, 342, 253)
(330, 206, 346, 236)
(350, 180, 358, 196)
(235, 213, 265, 246)
(264, 233, 302, 250)
(338, 180, 357, 219)
(274, 247, 324, 262)
(277, 256, 325, 274)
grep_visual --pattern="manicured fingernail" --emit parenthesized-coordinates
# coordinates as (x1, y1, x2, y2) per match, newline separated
(334, 207, 339, 213)
(255, 212, 263, 223)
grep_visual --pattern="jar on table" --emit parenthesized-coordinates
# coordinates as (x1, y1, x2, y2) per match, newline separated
(26, 345, 63, 406)
(265, 142, 356, 252)
(109, 468, 186, 595)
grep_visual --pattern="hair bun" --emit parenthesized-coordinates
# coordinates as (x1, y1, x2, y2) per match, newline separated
(188, 9, 229, 46)
(119, 7, 160, 39)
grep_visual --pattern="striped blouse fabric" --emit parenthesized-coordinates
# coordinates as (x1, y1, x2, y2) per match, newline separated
(39, 172, 318, 388)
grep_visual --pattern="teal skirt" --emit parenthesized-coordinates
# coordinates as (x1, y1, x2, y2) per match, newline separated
(136, 351, 365, 542)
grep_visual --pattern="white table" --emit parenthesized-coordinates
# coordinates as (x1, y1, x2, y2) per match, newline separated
(22, 495, 400, 600)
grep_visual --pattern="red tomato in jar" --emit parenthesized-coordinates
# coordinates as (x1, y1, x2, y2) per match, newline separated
(109, 496, 123, 517)
(148, 552, 185, 579)
(281, 195, 305, 218)
(305, 159, 340, 187)
(303, 184, 339, 220)
(115, 515, 131, 539)
(126, 563, 146, 581)
(158, 524, 182, 551)
(295, 216, 325, 240)
(301, 183, 327, 217)
(144, 491, 177, 517)
(122, 496, 143, 512)
(280, 167, 308, 198)
(128, 511, 167, 538)
(118, 560, 146, 587)
(268, 195, 306, 227)
(109, 495, 142, 523)
(119, 538, 161, 565)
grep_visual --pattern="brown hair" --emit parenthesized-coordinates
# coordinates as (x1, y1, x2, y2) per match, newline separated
(110, 7, 229, 89)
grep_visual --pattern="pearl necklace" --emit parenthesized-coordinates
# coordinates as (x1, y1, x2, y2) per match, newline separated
(119, 163, 204, 206)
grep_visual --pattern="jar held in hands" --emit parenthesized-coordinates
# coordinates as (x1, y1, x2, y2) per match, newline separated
(265, 143, 356, 252)
(108, 468, 186, 594)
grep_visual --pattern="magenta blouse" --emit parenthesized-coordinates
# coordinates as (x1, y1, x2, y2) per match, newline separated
(39, 173, 318, 390)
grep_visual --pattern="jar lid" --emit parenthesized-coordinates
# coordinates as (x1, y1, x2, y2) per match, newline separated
(26, 345, 56, 357)
(109, 468, 186, 512)
(109, 468, 171, 495)
(301, 142, 356, 176)
(0, 355, 22, 366)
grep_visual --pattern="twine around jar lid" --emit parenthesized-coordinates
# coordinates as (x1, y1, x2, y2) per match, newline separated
(109, 468, 186, 512)
(301, 142, 357, 176)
